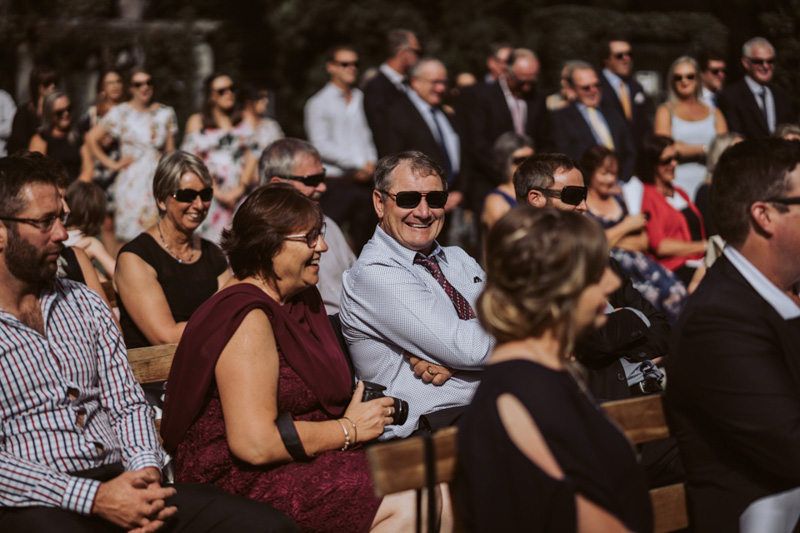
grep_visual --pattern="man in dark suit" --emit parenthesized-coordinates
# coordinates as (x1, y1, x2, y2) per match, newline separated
(717, 37, 796, 140)
(668, 138, 800, 532)
(362, 29, 421, 148)
(457, 48, 553, 219)
(599, 39, 653, 157)
(552, 62, 634, 180)
(380, 58, 463, 224)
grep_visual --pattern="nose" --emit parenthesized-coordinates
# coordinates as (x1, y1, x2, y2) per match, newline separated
(415, 197, 432, 218)
(192, 194, 206, 209)
(52, 217, 69, 242)
(316, 181, 327, 195)
(575, 199, 588, 213)
(315, 235, 329, 253)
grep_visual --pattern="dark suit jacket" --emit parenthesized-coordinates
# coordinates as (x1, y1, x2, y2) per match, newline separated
(363, 71, 406, 150)
(551, 103, 635, 180)
(717, 78, 796, 140)
(380, 95, 462, 191)
(667, 254, 800, 532)
(599, 73, 653, 155)
(457, 81, 553, 213)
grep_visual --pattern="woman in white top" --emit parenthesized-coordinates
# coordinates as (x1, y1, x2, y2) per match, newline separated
(654, 56, 727, 202)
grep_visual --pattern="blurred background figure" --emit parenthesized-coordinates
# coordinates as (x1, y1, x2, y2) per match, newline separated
(7, 64, 58, 155)
(29, 90, 92, 183)
(64, 180, 117, 280)
(481, 131, 533, 232)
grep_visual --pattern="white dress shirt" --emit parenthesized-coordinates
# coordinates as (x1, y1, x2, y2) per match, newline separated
(406, 89, 460, 175)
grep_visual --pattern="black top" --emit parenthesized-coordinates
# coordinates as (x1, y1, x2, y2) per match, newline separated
(118, 233, 228, 348)
(59, 246, 85, 284)
(456, 359, 652, 533)
(42, 130, 82, 182)
(8, 103, 39, 155)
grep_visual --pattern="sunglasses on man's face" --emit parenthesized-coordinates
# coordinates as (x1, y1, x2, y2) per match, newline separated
(172, 187, 213, 203)
(534, 185, 587, 206)
(381, 190, 449, 209)
(277, 171, 326, 188)
(658, 155, 678, 166)
(613, 51, 633, 60)
(132, 79, 153, 88)
(708, 68, 726, 76)
(747, 57, 775, 67)
(334, 61, 359, 68)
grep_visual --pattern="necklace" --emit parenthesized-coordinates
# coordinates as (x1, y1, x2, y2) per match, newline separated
(157, 220, 195, 264)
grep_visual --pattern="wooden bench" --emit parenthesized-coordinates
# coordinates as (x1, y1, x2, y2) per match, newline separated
(367, 393, 688, 533)
(126, 343, 178, 439)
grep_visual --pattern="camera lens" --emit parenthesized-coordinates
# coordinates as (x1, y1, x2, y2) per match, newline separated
(393, 398, 409, 425)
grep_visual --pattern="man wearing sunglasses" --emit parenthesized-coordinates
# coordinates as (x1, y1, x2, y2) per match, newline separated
(668, 139, 800, 531)
(259, 138, 355, 315)
(698, 50, 727, 108)
(0, 154, 298, 532)
(340, 151, 493, 440)
(305, 44, 377, 254)
(599, 39, 653, 156)
(552, 62, 635, 180)
(717, 37, 794, 140)
(515, 153, 681, 488)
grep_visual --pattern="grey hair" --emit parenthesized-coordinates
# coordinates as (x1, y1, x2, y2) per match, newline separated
(565, 61, 595, 87)
(152, 151, 213, 213)
(667, 56, 703, 104)
(409, 58, 446, 80)
(561, 60, 587, 82)
(493, 132, 534, 184)
(742, 37, 775, 58)
(374, 151, 447, 193)
(506, 48, 538, 70)
(258, 138, 321, 185)
(705, 133, 744, 182)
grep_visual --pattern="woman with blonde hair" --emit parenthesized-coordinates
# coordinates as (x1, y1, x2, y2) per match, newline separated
(457, 207, 652, 532)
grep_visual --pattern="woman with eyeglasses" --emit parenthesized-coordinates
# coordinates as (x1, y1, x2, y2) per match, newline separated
(86, 68, 178, 245)
(161, 183, 423, 533)
(636, 135, 707, 288)
(654, 56, 728, 202)
(115, 151, 230, 351)
(181, 73, 258, 243)
(456, 207, 652, 532)
(28, 90, 92, 183)
(581, 145, 688, 323)
(481, 131, 534, 232)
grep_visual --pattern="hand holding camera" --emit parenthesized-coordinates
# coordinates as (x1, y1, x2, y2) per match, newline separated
(342, 381, 402, 443)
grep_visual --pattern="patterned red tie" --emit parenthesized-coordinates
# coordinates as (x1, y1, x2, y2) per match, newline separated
(414, 254, 476, 320)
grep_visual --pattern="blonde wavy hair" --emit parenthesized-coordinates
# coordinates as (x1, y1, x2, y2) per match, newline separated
(478, 206, 608, 359)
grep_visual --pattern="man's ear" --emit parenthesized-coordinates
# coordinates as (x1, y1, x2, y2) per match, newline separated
(373, 190, 385, 220)
(750, 201, 776, 237)
(527, 189, 546, 208)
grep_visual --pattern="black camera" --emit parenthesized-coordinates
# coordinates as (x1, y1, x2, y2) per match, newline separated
(361, 381, 409, 426)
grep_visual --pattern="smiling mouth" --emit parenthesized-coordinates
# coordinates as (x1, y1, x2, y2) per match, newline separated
(407, 222, 432, 229)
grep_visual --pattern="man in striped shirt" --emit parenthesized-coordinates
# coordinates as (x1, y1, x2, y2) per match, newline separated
(0, 153, 297, 532)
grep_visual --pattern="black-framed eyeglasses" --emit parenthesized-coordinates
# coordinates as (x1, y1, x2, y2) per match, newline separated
(674, 74, 696, 82)
(766, 196, 800, 206)
(334, 61, 359, 68)
(380, 190, 449, 209)
(172, 188, 213, 203)
(215, 85, 235, 96)
(276, 171, 326, 187)
(284, 223, 326, 248)
(532, 185, 587, 206)
(0, 211, 68, 232)
(132, 79, 154, 88)
(747, 57, 775, 67)
(658, 155, 678, 165)
(613, 51, 633, 60)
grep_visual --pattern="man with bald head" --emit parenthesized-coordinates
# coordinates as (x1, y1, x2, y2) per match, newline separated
(458, 47, 553, 223)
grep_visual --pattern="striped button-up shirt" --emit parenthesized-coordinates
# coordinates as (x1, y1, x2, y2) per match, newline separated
(0, 278, 163, 515)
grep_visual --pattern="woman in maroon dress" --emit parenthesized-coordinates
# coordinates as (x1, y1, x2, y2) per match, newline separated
(161, 183, 418, 533)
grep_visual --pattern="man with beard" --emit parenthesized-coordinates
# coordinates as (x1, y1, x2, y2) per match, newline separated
(0, 154, 298, 532)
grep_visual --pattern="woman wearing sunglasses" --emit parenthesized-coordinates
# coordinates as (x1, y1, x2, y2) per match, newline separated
(481, 132, 534, 232)
(86, 68, 177, 245)
(115, 151, 230, 351)
(182, 73, 258, 243)
(654, 56, 728, 202)
(637, 135, 707, 289)
(28, 90, 93, 183)
(162, 183, 421, 533)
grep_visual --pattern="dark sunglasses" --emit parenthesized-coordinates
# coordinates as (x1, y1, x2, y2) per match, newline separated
(381, 190, 449, 209)
(674, 74, 696, 82)
(172, 188, 213, 203)
(533, 185, 587, 206)
(578, 83, 600, 92)
(334, 61, 359, 68)
(613, 51, 633, 60)
(54, 105, 72, 118)
(132, 79, 153, 88)
(708, 68, 726, 76)
(276, 171, 326, 187)
(215, 85, 235, 96)
(658, 155, 678, 165)
(747, 57, 775, 67)
(766, 196, 800, 205)
(285, 223, 327, 248)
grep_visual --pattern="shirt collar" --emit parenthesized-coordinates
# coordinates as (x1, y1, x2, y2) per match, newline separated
(373, 225, 445, 266)
(744, 75, 768, 95)
(498, 75, 514, 99)
(603, 68, 623, 86)
(407, 89, 434, 113)
(380, 63, 406, 87)
(724, 245, 800, 320)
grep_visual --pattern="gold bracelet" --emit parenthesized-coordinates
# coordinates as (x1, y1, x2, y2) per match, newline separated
(342, 416, 357, 444)
(337, 419, 351, 451)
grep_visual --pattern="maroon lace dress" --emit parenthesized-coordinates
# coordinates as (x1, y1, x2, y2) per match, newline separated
(162, 283, 381, 533)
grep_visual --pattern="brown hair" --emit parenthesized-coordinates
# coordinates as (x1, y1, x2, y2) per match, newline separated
(65, 181, 106, 237)
(221, 183, 323, 281)
(478, 206, 608, 358)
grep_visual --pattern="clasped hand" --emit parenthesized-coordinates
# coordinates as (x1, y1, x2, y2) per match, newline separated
(93, 467, 177, 533)
(405, 351, 455, 385)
